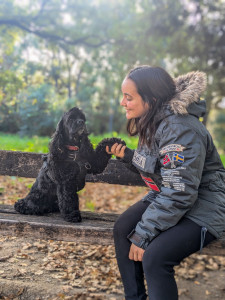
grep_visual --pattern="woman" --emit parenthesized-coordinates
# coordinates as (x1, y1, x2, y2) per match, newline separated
(106, 66, 225, 300)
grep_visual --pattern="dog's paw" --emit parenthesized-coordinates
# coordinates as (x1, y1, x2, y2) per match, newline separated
(14, 199, 28, 213)
(96, 137, 126, 152)
(14, 199, 32, 214)
(14, 198, 43, 215)
(63, 211, 82, 223)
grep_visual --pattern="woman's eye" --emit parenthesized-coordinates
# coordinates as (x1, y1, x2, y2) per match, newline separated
(126, 96, 132, 101)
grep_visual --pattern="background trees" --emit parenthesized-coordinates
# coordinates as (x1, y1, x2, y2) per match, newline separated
(0, 0, 224, 150)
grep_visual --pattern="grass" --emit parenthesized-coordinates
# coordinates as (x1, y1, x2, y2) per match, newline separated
(0, 133, 49, 153)
(0, 132, 138, 153)
(1, 132, 224, 167)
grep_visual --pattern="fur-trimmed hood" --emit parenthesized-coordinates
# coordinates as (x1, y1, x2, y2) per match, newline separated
(169, 71, 207, 115)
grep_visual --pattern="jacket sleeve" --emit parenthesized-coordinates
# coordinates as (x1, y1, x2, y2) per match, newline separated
(128, 123, 207, 249)
(118, 147, 140, 174)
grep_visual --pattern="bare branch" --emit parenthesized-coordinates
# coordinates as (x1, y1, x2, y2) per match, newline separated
(0, 18, 109, 48)
(32, 0, 50, 21)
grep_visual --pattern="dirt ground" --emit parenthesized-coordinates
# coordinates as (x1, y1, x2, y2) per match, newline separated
(0, 176, 225, 300)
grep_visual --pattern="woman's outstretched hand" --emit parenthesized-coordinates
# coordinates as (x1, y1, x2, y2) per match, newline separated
(129, 243, 145, 261)
(106, 143, 126, 159)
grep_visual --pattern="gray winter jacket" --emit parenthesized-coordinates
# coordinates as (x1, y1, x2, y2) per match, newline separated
(122, 71, 225, 250)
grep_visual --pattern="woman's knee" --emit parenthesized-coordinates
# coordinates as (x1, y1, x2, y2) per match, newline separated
(113, 213, 130, 239)
(114, 201, 148, 239)
(142, 244, 168, 274)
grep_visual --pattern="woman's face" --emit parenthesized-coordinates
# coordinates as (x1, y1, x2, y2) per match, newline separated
(120, 78, 149, 119)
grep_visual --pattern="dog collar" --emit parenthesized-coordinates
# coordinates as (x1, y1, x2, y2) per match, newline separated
(66, 145, 79, 151)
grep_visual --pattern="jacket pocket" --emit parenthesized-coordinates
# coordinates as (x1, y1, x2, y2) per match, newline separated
(210, 173, 225, 193)
(200, 172, 225, 193)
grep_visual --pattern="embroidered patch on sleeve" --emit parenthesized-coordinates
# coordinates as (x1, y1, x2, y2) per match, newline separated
(173, 153, 184, 163)
(162, 169, 186, 191)
(141, 175, 160, 192)
(159, 144, 186, 155)
(163, 154, 172, 166)
(132, 151, 146, 169)
(162, 152, 184, 168)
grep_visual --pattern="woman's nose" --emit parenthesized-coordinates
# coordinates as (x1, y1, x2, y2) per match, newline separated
(120, 97, 126, 106)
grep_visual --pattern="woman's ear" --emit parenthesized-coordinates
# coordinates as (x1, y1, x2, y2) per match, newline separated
(144, 101, 150, 110)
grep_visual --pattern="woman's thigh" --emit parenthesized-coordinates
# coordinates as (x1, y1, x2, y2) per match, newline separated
(143, 218, 215, 267)
(114, 200, 149, 237)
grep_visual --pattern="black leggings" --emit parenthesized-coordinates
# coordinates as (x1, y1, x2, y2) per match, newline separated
(113, 200, 215, 300)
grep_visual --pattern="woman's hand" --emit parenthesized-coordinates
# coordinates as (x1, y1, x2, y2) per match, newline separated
(106, 143, 126, 159)
(129, 243, 145, 261)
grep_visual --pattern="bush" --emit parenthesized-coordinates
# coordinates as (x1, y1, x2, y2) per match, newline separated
(18, 84, 62, 137)
(210, 110, 225, 154)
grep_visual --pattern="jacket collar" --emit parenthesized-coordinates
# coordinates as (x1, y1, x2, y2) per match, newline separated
(156, 71, 207, 122)
(169, 71, 207, 115)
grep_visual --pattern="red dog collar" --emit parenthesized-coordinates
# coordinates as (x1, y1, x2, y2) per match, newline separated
(66, 145, 79, 151)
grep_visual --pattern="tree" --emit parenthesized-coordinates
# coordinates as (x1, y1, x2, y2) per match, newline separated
(1, 0, 225, 136)
(143, 0, 225, 113)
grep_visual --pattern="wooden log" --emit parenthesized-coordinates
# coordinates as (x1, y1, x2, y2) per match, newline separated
(0, 205, 117, 245)
(0, 150, 145, 186)
(0, 205, 224, 255)
(0, 150, 225, 255)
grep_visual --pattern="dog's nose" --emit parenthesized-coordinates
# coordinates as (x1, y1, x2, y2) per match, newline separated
(77, 119, 84, 125)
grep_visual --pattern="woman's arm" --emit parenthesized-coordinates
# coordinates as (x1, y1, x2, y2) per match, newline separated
(106, 143, 140, 174)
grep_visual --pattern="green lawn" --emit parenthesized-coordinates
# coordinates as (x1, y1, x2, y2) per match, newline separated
(0, 133, 50, 153)
(0, 132, 224, 167)
(0, 132, 138, 153)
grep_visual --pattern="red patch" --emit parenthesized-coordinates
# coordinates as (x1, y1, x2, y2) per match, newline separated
(163, 154, 171, 165)
(141, 175, 160, 192)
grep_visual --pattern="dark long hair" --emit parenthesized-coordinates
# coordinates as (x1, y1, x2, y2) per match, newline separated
(126, 66, 176, 148)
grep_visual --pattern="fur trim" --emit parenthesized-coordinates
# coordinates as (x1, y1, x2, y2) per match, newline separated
(169, 71, 207, 114)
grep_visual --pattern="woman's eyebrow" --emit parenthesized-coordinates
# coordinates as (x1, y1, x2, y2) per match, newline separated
(124, 92, 132, 97)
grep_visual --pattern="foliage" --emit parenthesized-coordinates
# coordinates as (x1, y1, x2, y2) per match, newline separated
(17, 83, 63, 136)
(0, 0, 225, 146)
(221, 155, 225, 166)
(0, 70, 24, 133)
(149, 0, 225, 114)
(209, 110, 225, 154)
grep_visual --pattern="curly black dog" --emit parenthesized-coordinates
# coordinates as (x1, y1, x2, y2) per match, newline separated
(14, 107, 125, 222)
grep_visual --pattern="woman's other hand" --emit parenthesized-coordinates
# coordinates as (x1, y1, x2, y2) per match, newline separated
(106, 143, 126, 159)
(129, 243, 145, 261)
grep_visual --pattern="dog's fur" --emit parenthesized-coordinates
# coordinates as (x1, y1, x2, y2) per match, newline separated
(14, 107, 125, 222)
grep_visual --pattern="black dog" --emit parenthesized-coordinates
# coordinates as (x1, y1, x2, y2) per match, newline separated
(14, 107, 125, 222)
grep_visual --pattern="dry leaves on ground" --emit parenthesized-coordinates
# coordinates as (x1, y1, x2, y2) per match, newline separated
(0, 176, 225, 299)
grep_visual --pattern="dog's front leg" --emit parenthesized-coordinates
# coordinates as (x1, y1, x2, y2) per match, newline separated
(89, 137, 126, 174)
(56, 181, 82, 222)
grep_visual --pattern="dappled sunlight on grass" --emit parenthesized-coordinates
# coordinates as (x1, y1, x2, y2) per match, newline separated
(0, 133, 49, 153)
(0, 132, 224, 167)
(0, 132, 139, 152)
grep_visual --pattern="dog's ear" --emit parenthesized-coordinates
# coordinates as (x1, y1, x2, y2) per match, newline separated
(49, 118, 65, 157)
